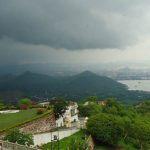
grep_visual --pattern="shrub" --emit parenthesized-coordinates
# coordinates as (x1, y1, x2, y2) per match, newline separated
(0, 105, 7, 110)
(7, 105, 16, 110)
(31, 101, 37, 107)
(67, 138, 88, 150)
(87, 113, 123, 145)
(79, 103, 101, 117)
(117, 140, 136, 150)
(37, 108, 45, 114)
(4, 128, 34, 146)
(20, 104, 28, 110)
(49, 99, 68, 119)
(18, 98, 32, 109)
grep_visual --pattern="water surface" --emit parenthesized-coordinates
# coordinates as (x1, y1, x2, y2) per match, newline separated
(118, 80, 150, 92)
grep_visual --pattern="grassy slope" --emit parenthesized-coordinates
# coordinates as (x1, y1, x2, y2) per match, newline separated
(0, 109, 37, 130)
(42, 130, 85, 150)
(42, 130, 114, 150)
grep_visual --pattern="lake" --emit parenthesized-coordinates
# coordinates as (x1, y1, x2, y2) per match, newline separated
(118, 80, 150, 92)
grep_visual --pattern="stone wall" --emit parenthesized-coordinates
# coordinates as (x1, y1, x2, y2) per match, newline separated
(20, 112, 56, 134)
(0, 112, 56, 139)
(0, 140, 40, 150)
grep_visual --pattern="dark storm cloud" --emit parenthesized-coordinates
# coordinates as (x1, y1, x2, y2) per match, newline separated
(0, 0, 149, 50)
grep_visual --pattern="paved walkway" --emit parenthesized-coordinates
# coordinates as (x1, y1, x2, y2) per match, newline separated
(33, 117, 85, 146)
(33, 127, 79, 146)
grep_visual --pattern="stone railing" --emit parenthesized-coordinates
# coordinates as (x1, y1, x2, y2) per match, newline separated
(0, 140, 41, 150)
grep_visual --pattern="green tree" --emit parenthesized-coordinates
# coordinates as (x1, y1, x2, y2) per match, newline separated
(49, 99, 68, 119)
(79, 103, 101, 117)
(120, 116, 132, 140)
(129, 118, 150, 150)
(135, 100, 150, 114)
(4, 128, 34, 146)
(18, 98, 32, 109)
(102, 98, 136, 117)
(87, 113, 123, 145)
(86, 96, 97, 102)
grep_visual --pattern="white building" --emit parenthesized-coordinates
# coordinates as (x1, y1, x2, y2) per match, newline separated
(56, 101, 79, 127)
(39, 101, 50, 107)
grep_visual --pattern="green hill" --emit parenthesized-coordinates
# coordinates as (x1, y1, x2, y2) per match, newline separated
(0, 71, 150, 104)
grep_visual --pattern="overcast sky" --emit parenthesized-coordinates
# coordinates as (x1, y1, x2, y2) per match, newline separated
(0, 0, 150, 67)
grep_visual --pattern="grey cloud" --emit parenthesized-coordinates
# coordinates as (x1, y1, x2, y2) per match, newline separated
(0, 37, 79, 65)
(0, 0, 149, 50)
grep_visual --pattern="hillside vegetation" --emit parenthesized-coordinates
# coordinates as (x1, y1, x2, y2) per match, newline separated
(79, 98, 150, 150)
(0, 71, 150, 104)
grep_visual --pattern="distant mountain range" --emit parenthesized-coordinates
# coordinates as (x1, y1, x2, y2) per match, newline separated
(0, 71, 150, 104)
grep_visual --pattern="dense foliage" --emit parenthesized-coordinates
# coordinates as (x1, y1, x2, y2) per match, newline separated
(79, 103, 101, 117)
(18, 98, 32, 109)
(87, 113, 123, 145)
(135, 101, 150, 113)
(42, 130, 88, 150)
(4, 128, 34, 146)
(79, 98, 150, 150)
(79, 96, 102, 117)
(1, 71, 150, 104)
(49, 99, 68, 119)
